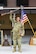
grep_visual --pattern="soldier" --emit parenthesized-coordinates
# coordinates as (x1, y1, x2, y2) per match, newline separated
(10, 11, 25, 52)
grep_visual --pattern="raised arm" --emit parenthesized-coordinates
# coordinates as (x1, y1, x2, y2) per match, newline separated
(10, 12, 12, 22)
(10, 11, 16, 23)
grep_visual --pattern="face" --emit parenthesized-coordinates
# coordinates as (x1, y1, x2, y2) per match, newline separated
(16, 17, 20, 22)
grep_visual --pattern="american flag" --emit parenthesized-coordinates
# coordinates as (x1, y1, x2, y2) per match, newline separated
(21, 9, 28, 23)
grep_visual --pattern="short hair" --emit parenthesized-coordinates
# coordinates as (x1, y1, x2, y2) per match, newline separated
(15, 14, 20, 20)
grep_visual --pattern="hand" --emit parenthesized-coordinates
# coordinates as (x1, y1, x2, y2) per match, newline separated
(21, 34, 24, 36)
(21, 21, 24, 25)
(10, 10, 12, 13)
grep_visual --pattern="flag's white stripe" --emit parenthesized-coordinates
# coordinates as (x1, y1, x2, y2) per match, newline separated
(21, 18, 28, 22)
(21, 15, 28, 23)
(23, 16, 28, 20)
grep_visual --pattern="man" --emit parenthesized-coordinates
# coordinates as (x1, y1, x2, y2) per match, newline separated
(10, 11, 25, 52)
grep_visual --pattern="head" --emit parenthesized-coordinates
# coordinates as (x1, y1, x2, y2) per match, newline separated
(15, 16, 20, 22)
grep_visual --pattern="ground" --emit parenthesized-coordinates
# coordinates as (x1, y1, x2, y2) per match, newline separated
(0, 44, 36, 54)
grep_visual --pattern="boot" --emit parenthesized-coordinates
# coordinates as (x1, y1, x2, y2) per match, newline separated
(13, 47, 16, 52)
(18, 47, 22, 52)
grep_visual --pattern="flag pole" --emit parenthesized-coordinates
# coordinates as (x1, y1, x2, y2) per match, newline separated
(27, 19, 34, 35)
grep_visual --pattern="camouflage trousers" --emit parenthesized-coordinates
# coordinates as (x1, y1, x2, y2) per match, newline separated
(13, 32, 22, 49)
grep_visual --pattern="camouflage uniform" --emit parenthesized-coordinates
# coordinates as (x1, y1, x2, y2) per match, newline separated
(10, 13, 25, 52)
